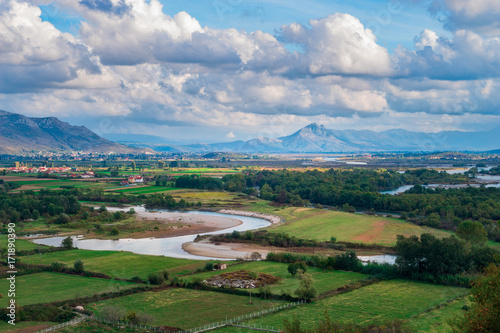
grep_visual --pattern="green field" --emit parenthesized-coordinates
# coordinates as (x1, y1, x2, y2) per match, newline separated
(92, 288, 285, 329)
(0, 321, 55, 333)
(109, 186, 178, 194)
(170, 190, 248, 206)
(409, 297, 469, 332)
(244, 279, 468, 328)
(252, 206, 452, 246)
(183, 261, 367, 296)
(0, 272, 140, 307)
(20, 249, 207, 280)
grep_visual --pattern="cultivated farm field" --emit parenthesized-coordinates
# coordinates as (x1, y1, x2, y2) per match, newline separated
(259, 206, 452, 246)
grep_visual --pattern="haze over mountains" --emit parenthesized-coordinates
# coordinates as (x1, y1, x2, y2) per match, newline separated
(1, 110, 499, 154)
(133, 123, 500, 153)
(0, 110, 142, 155)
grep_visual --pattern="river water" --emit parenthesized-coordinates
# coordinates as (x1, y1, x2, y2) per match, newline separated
(32, 207, 271, 260)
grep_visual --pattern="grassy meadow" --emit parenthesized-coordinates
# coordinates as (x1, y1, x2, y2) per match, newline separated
(0, 272, 140, 307)
(20, 249, 209, 280)
(92, 288, 286, 329)
(243, 279, 468, 328)
(246, 205, 452, 246)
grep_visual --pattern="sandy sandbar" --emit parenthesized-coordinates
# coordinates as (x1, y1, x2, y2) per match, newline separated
(182, 239, 283, 259)
(106, 207, 243, 238)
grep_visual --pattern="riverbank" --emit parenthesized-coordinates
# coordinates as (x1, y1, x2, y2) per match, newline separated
(182, 239, 282, 259)
(218, 209, 282, 224)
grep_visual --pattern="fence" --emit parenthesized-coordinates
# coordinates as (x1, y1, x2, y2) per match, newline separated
(180, 300, 305, 333)
(36, 300, 305, 333)
(35, 315, 86, 333)
(230, 323, 281, 332)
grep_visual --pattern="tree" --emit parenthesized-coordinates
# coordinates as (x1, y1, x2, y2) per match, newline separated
(450, 264, 500, 333)
(31, 209, 40, 220)
(131, 161, 136, 171)
(110, 166, 119, 177)
(288, 261, 308, 276)
(61, 236, 74, 249)
(250, 252, 262, 261)
(110, 227, 119, 236)
(295, 271, 317, 301)
(456, 220, 488, 245)
(74, 259, 84, 273)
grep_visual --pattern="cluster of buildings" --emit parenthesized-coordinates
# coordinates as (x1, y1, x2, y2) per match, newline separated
(120, 175, 144, 185)
(7, 166, 72, 174)
(5, 166, 96, 179)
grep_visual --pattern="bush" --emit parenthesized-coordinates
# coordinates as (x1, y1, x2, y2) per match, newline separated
(147, 272, 165, 285)
(74, 259, 84, 273)
(50, 261, 67, 272)
(109, 227, 119, 236)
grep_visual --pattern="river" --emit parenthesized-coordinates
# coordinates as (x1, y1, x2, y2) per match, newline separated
(32, 207, 271, 260)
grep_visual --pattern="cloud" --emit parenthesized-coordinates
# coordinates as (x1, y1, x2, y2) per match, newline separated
(0, 0, 102, 92)
(225, 131, 236, 139)
(403, 0, 500, 35)
(1, 0, 499, 141)
(394, 29, 500, 80)
(280, 13, 393, 76)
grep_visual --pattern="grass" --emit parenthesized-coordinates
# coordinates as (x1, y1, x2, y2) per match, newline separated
(245, 279, 468, 328)
(183, 261, 367, 296)
(109, 186, 178, 194)
(249, 206, 452, 246)
(92, 288, 286, 329)
(409, 296, 470, 332)
(170, 191, 247, 207)
(20, 249, 208, 280)
(0, 234, 49, 252)
(0, 321, 55, 333)
(0, 272, 140, 307)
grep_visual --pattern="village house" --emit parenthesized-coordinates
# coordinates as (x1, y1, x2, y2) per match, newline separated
(128, 175, 144, 184)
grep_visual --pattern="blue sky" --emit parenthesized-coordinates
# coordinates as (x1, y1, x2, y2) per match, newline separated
(2, 0, 500, 143)
(41, 0, 449, 52)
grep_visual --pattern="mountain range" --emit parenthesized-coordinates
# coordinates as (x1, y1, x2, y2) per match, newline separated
(138, 123, 500, 153)
(1, 109, 499, 154)
(0, 110, 142, 155)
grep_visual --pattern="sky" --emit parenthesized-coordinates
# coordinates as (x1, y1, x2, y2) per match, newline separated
(1, 0, 500, 144)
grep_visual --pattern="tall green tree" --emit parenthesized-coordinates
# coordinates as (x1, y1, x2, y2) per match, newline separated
(456, 220, 488, 245)
(295, 271, 317, 301)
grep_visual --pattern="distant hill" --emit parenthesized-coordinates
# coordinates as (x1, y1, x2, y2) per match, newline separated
(0, 110, 145, 155)
(140, 123, 500, 153)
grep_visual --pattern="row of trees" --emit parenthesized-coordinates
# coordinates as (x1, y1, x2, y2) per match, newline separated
(395, 233, 498, 276)
(0, 191, 80, 223)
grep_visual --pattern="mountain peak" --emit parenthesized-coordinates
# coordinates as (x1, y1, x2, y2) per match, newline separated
(0, 110, 144, 154)
(303, 123, 323, 130)
(298, 123, 329, 136)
